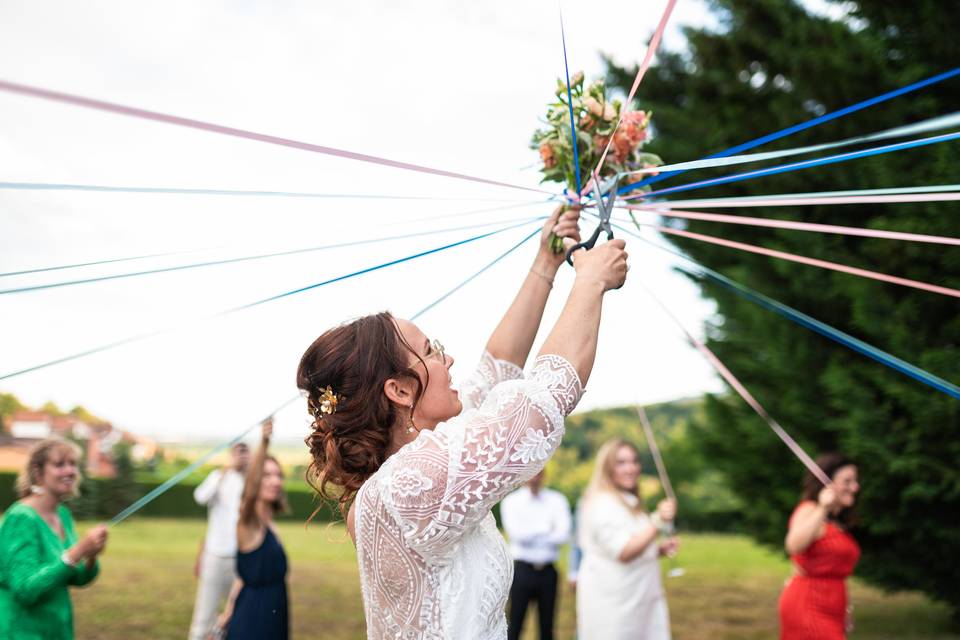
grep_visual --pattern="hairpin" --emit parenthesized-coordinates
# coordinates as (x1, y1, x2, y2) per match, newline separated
(317, 385, 340, 416)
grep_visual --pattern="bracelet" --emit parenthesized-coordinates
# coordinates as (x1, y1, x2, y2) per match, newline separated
(60, 550, 79, 567)
(529, 268, 554, 288)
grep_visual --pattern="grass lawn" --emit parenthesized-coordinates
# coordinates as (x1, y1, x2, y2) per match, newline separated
(70, 519, 958, 639)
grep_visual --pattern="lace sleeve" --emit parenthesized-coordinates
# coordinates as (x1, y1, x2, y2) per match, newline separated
(457, 351, 525, 412)
(382, 354, 583, 563)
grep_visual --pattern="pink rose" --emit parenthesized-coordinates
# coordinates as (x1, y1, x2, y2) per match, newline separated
(539, 142, 557, 169)
(584, 97, 604, 118)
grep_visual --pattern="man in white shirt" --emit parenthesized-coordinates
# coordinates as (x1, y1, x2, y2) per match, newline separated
(501, 470, 572, 640)
(187, 442, 249, 640)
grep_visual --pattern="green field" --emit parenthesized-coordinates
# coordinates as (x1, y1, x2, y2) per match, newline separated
(70, 519, 957, 639)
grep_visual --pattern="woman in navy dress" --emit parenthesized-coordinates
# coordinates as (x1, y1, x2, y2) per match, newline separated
(214, 419, 289, 640)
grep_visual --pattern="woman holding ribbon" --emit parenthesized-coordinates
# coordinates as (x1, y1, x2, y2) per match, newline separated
(297, 205, 628, 639)
(575, 439, 677, 640)
(0, 437, 108, 640)
(213, 419, 290, 640)
(779, 452, 861, 639)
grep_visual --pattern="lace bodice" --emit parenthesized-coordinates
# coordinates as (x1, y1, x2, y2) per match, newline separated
(354, 352, 583, 639)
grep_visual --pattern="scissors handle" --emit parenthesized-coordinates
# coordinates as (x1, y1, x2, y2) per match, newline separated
(565, 224, 613, 266)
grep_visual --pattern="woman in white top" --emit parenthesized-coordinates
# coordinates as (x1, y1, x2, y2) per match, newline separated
(296, 206, 628, 639)
(576, 439, 678, 640)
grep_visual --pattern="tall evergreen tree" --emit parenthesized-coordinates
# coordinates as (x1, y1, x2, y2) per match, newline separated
(606, 0, 959, 616)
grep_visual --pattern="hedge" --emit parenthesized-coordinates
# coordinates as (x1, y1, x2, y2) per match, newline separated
(0, 471, 335, 522)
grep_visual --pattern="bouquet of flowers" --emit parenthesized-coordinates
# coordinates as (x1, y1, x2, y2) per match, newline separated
(531, 72, 662, 250)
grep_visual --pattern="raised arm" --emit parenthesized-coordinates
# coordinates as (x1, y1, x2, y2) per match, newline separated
(380, 240, 627, 562)
(484, 206, 580, 368)
(785, 489, 838, 555)
(539, 240, 628, 385)
(238, 419, 272, 528)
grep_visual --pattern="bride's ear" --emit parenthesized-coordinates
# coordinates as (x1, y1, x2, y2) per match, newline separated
(383, 376, 415, 407)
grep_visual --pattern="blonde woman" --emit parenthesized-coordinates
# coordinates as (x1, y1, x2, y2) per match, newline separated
(0, 437, 108, 640)
(576, 439, 677, 640)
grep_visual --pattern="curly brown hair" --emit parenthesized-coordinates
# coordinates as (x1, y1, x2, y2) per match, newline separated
(296, 312, 428, 517)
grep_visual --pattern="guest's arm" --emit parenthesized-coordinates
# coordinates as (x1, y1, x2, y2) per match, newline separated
(238, 420, 272, 529)
(214, 578, 243, 637)
(785, 489, 836, 555)
(0, 512, 103, 604)
(618, 499, 675, 562)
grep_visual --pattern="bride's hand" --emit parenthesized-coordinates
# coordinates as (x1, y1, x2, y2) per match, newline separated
(540, 204, 581, 266)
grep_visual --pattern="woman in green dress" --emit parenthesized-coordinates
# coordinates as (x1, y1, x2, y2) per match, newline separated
(0, 437, 109, 640)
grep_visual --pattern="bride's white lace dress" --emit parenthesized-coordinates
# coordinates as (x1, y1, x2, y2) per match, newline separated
(354, 352, 583, 639)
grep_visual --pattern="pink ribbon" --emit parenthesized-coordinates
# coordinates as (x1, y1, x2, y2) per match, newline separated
(636, 222, 960, 298)
(638, 281, 832, 486)
(623, 205, 960, 246)
(0, 79, 551, 196)
(584, 0, 678, 193)
(636, 405, 676, 503)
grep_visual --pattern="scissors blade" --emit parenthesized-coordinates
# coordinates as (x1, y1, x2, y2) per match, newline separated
(597, 176, 620, 228)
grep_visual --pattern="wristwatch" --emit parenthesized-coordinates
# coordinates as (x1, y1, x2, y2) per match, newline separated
(60, 551, 79, 567)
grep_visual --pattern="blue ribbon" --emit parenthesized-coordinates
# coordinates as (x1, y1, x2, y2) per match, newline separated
(109, 395, 300, 526)
(0, 215, 545, 296)
(109, 221, 544, 525)
(611, 222, 960, 400)
(0, 181, 538, 203)
(632, 130, 960, 200)
(412, 226, 542, 320)
(0, 218, 538, 381)
(621, 66, 960, 194)
(559, 11, 582, 195)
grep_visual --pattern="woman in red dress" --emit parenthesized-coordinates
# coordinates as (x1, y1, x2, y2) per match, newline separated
(779, 453, 861, 640)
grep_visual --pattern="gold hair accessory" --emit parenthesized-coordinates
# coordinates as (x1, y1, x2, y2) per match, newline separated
(317, 385, 340, 416)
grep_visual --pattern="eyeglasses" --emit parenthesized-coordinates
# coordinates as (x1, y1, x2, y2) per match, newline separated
(428, 339, 446, 363)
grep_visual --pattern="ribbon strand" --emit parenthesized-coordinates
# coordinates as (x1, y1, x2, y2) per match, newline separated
(0, 79, 551, 196)
(622, 206, 960, 246)
(609, 220, 960, 399)
(621, 66, 960, 192)
(637, 279, 832, 486)
(638, 222, 960, 298)
(0, 219, 537, 381)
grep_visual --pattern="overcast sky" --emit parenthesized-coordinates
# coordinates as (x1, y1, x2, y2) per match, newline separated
(0, 0, 733, 443)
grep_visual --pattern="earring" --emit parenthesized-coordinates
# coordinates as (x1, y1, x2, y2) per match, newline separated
(30, 485, 46, 496)
(406, 406, 418, 435)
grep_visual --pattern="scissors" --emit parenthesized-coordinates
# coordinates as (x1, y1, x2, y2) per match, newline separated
(566, 174, 620, 266)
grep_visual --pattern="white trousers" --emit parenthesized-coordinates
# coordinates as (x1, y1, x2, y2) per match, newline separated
(188, 552, 237, 640)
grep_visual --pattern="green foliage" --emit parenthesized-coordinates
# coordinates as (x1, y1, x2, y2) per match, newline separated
(606, 0, 960, 617)
(549, 400, 744, 532)
(69, 405, 105, 424)
(0, 470, 332, 522)
(39, 400, 64, 416)
(0, 392, 24, 431)
(531, 71, 660, 192)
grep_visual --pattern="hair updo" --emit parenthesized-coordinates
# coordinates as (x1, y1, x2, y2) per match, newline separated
(297, 311, 427, 515)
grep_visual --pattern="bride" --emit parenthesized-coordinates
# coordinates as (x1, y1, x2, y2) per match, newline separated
(297, 206, 627, 639)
